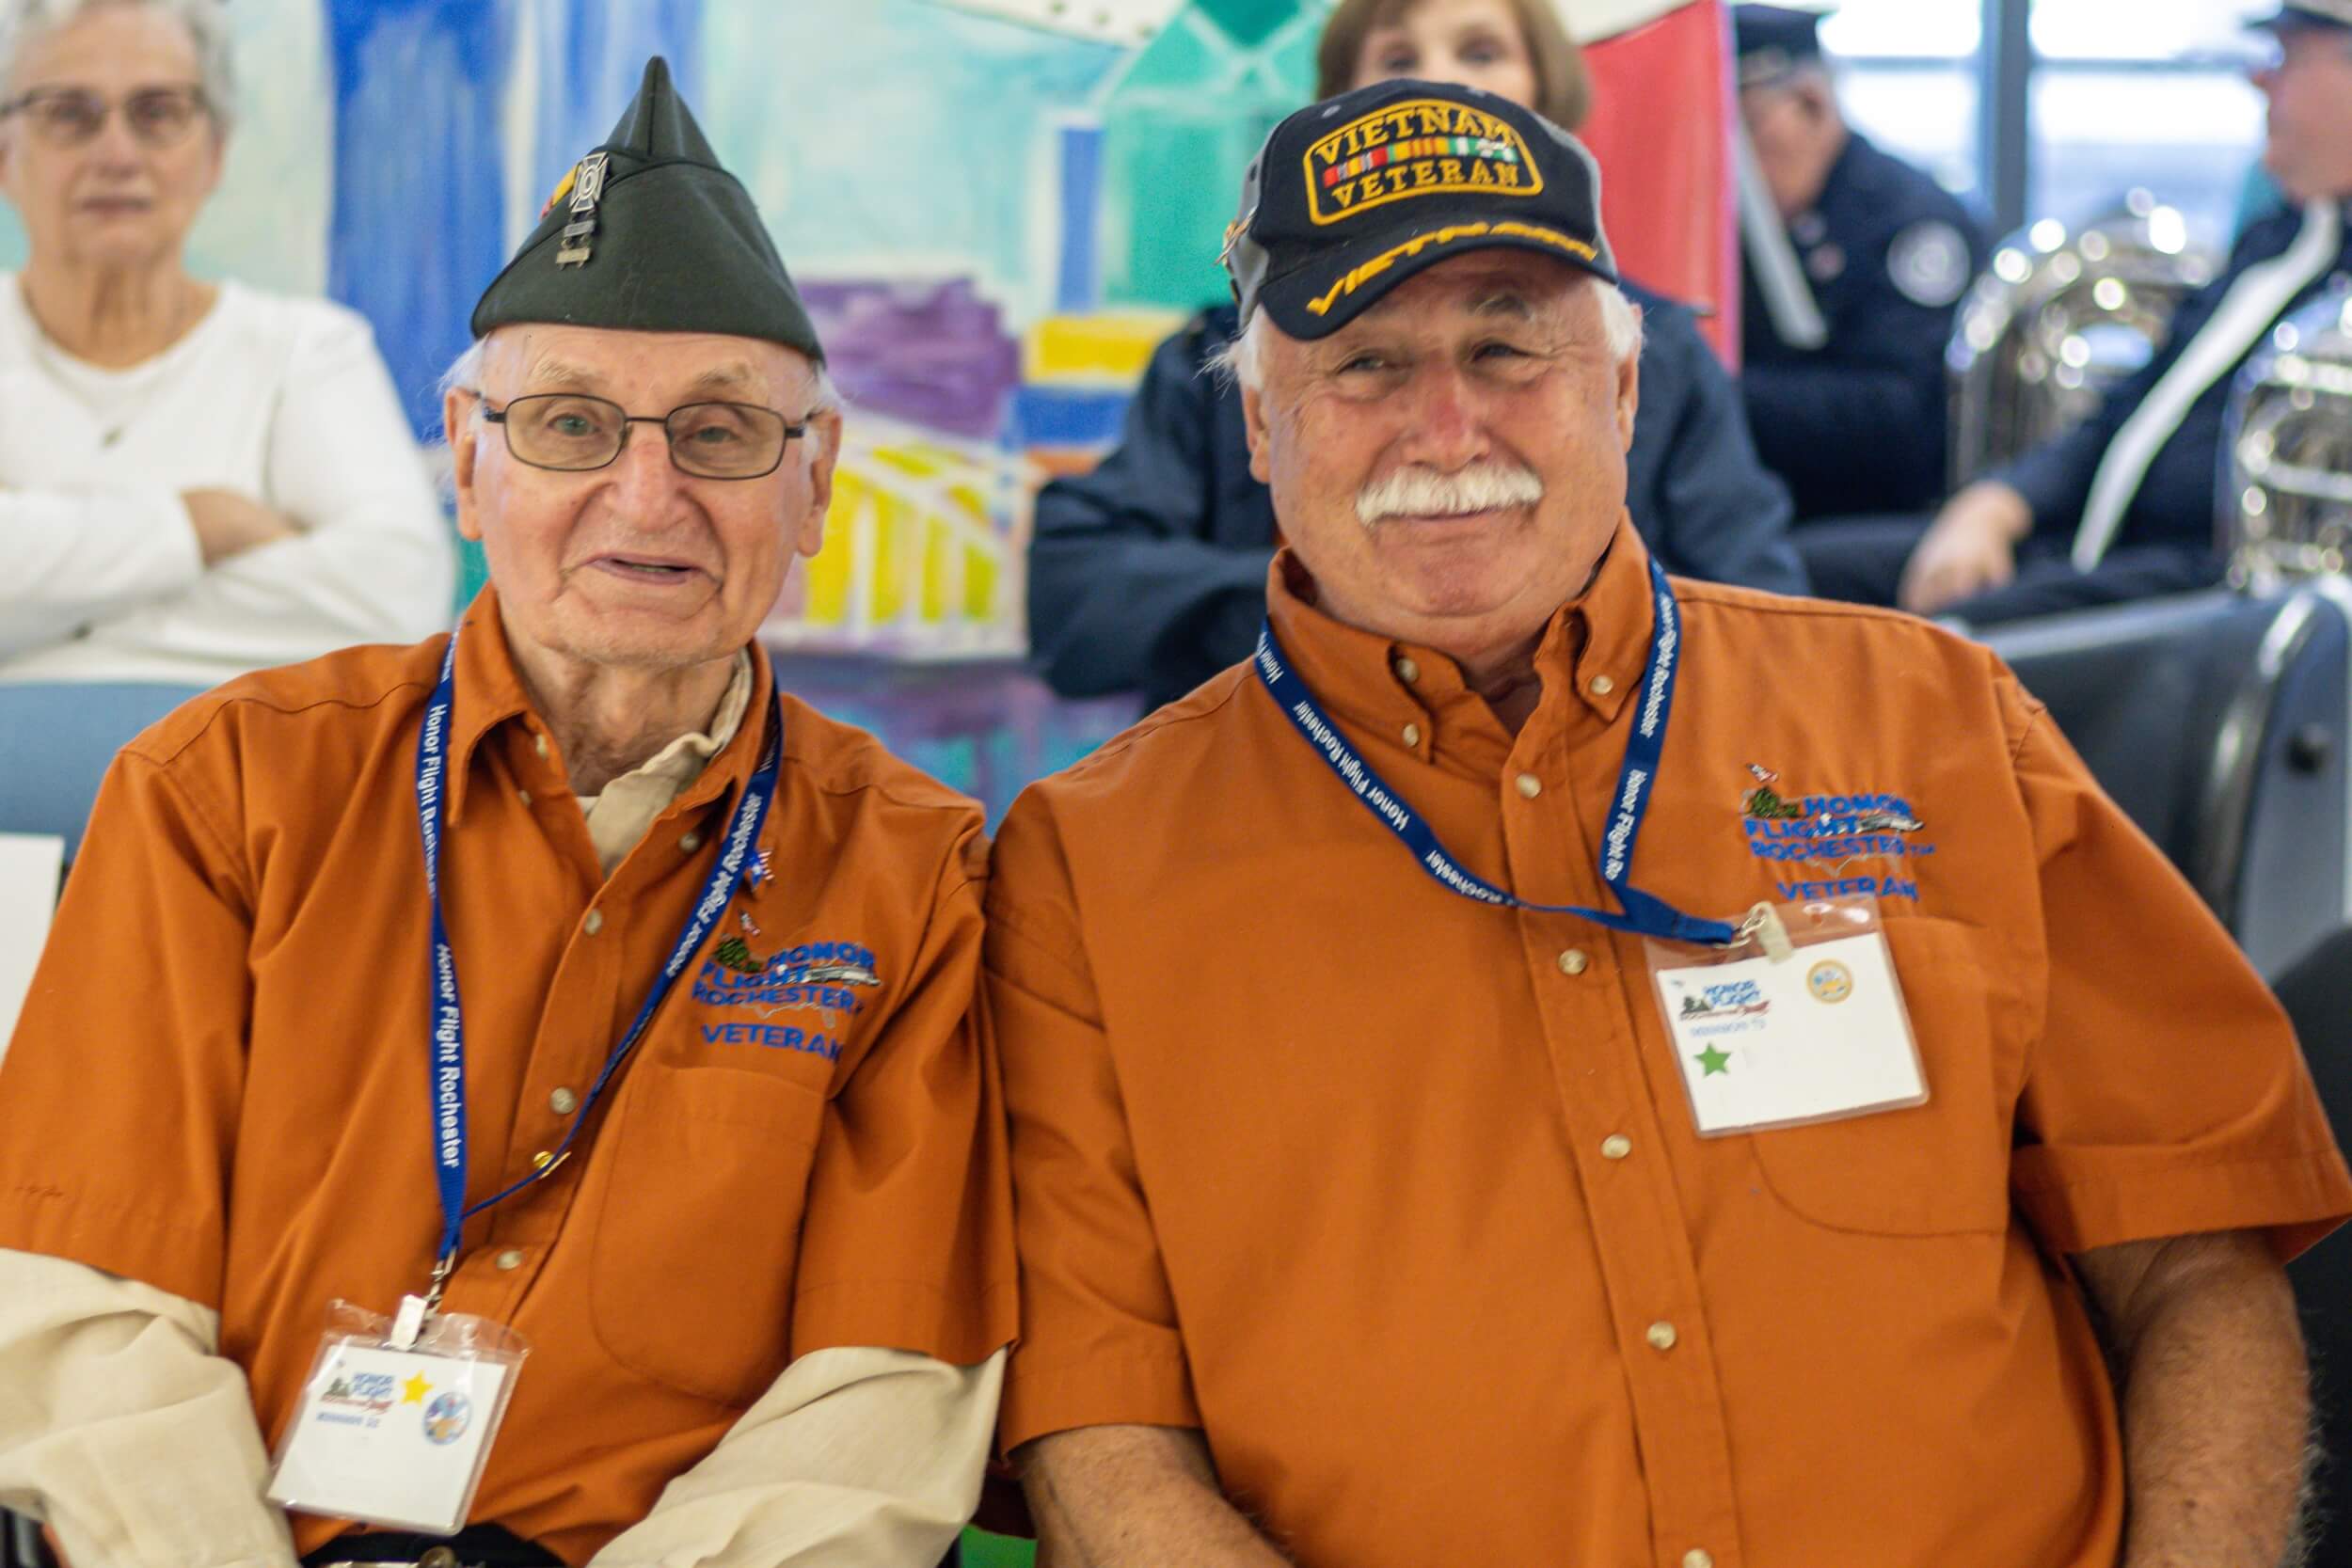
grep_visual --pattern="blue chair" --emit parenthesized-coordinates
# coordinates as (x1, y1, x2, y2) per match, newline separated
(0, 683, 208, 861)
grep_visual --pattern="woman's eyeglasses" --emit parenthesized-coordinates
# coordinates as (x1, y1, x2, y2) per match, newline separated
(0, 85, 212, 150)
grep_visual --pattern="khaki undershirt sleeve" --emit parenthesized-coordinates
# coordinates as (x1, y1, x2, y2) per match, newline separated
(0, 1247, 297, 1568)
(586, 1345, 1005, 1567)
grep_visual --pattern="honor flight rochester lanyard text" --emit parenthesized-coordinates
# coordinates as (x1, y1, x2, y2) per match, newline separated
(1254, 556, 1738, 946)
(414, 630, 782, 1278)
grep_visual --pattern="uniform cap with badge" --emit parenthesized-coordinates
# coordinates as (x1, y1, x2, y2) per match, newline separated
(1731, 4, 1829, 90)
(469, 55, 823, 361)
(1221, 77, 1617, 342)
(2252, 1, 2352, 29)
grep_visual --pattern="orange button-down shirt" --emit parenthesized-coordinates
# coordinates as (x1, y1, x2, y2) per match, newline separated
(0, 589, 1015, 1563)
(985, 521, 2352, 1568)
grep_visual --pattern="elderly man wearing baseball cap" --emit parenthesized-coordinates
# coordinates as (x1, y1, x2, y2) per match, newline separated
(983, 78, 2351, 1568)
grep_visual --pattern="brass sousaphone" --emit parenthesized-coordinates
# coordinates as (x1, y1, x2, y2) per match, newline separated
(2222, 283, 2352, 590)
(1947, 190, 2221, 486)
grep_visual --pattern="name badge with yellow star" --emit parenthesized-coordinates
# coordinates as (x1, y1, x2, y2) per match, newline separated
(267, 1301, 526, 1532)
(1646, 895, 1928, 1136)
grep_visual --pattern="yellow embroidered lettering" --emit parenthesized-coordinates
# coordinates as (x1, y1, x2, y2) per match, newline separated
(1440, 158, 1467, 184)
(1361, 116, 1391, 148)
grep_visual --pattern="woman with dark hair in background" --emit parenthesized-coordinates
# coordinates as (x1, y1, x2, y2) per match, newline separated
(1025, 0, 1805, 713)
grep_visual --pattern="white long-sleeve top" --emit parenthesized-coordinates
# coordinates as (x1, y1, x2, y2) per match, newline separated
(0, 275, 453, 685)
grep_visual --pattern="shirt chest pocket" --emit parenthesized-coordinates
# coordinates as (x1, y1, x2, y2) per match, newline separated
(590, 1066, 828, 1406)
(1743, 916, 2024, 1236)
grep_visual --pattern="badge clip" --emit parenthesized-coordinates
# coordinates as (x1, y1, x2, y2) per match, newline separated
(1740, 901, 1795, 964)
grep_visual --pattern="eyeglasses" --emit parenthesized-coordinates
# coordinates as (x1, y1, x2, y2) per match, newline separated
(0, 85, 212, 150)
(480, 393, 810, 480)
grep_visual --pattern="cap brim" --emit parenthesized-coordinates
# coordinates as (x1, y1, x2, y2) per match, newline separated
(2251, 5, 2352, 29)
(1253, 214, 1618, 341)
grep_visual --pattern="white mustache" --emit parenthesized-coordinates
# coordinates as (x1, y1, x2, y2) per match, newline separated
(1356, 462, 1545, 527)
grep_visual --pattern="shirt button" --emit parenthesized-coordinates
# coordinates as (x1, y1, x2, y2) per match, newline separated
(494, 1249, 524, 1272)
(1402, 722, 1422, 749)
(1515, 773, 1542, 799)
(1646, 1321, 1678, 1352)
(1557, 949, 1589, 975)
(532, 1150, 556, 1170)
(583, 909, 605, 936)
(516, 787, 533, 806)
(1685, 1552, 1714, 1568)
(1589, 674, 1615, 696)
(532, 733, 548, 758)
(548, 1086, 579, 1115)
(421, 1549, 460, 1568)
(1601, 1134, 1632, 1161)
(1394, 657, 1421, 684)
(679, 831, 702, 852)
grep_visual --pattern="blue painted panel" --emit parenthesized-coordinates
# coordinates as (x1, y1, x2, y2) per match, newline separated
(326, 0, 516, 437)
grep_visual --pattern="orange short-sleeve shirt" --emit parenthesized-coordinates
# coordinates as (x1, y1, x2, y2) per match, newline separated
(0, 588, 1016, 1564)
(985, 522, 2351, 1568)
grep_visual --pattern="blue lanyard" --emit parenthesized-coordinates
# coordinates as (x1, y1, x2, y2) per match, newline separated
(1254, 557, 1737, 946)
(414, 632, 781, 1275)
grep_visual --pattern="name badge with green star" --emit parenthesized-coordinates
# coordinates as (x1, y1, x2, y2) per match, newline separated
(1647, 895, 1928, 1136)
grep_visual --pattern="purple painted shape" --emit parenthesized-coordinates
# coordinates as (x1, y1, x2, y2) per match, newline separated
(798, 278, 1022, 441)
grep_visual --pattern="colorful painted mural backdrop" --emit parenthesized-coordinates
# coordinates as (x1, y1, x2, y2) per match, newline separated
(0, 0, 1327, 659)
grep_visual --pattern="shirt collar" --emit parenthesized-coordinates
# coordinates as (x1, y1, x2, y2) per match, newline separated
(442, 584, 776, 825)
(1261, 514, 1660, 757)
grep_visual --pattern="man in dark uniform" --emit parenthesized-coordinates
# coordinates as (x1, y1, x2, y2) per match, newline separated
(1888, 0, 2352, 622)
(1735, 4, 1990, 523)
(1030, 285, 1805, 712)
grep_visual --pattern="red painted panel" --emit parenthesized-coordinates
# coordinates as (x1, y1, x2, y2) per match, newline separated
(1579, 1, 1741, 364)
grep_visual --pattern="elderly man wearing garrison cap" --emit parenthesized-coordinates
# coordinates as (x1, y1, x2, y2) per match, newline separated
(0, 59, 1011, 1568)
(986, 78, 2352, 1568)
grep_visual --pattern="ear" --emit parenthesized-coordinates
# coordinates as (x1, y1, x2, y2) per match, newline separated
(445, 388, 485, 544)
(793, 411, 843, 559)
(1242, 382, 1275, 486)
(1613, 348, 1641, 453)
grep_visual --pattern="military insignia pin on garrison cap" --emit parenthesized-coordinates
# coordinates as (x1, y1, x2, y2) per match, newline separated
(555, 151, 610, 269)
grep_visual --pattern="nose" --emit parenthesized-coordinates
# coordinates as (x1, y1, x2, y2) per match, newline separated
(87, 106, 146, 168)
(1395, 361, 1493, 472)
(604, 420, 693, 516)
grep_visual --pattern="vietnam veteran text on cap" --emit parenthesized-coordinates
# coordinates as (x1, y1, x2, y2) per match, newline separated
(1220, 78, 1617, 342)
(470, 55, 823, 361)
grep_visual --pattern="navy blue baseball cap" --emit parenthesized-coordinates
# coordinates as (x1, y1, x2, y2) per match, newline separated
(1220, 78, 1617, 342)
(1733, 6, 1829, 87)
(2250, 1, 2352, 28)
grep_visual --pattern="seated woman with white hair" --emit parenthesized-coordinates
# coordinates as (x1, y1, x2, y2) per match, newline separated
(0, 0, 451, 687)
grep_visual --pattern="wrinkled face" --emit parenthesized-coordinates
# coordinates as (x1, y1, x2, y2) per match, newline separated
(1241, 252, 1637, 652)
(447, 325, 840, 677)
(1352, 0, 1540, 111)
(0, 5, 223, 272)
(2255, 24, 2352, 204)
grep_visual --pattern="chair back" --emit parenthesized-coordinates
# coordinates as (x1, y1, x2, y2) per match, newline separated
(1982, 586, 2352, 980)
(0, 684, 208, 860)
